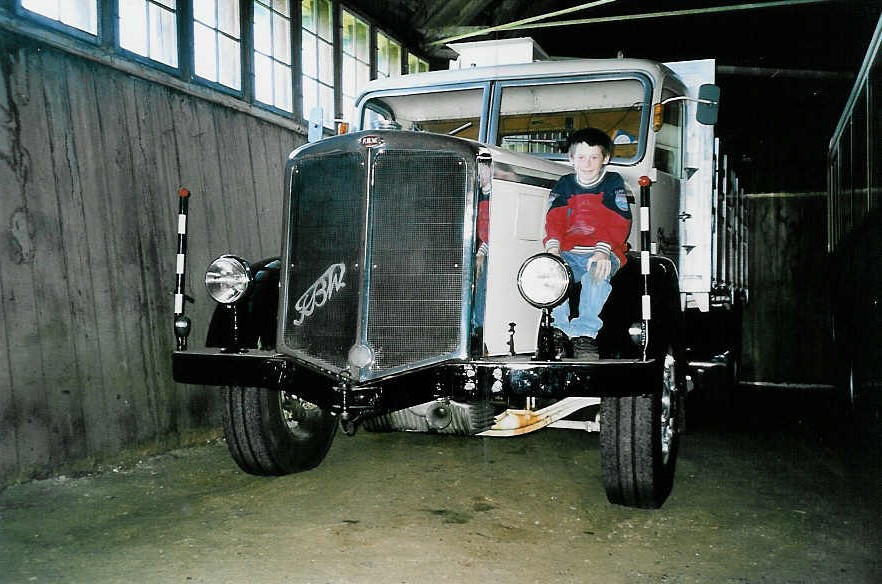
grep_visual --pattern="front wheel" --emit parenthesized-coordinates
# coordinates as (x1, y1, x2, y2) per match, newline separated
(223, 386, 338, 475)
(600, 348, 682, 508)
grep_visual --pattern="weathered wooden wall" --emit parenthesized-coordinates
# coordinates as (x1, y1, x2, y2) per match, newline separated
(0, 35, 305, 487)
(741, 192, 833, 386)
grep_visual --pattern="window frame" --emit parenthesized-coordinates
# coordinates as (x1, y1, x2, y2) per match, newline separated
(16, 0, 101, 42)
(489, 73, 654, 165)
(116, 0, 181, 73)
(7, 0, 430, 130)
(191, 0, 245, 95)
(376, 29, 402, 78)
(252, 0, 296, 114)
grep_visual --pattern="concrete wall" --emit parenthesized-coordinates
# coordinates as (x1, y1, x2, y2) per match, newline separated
(0, 33, 304, 487)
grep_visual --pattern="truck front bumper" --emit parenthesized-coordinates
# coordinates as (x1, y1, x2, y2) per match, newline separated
(173, 349, 661, 410)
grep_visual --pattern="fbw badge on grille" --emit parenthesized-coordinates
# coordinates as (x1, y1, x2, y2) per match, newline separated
(360, 135, 384, 148)
(292, 263, 346, 325)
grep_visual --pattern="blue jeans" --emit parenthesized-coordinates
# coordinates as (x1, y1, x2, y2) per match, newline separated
(551, 251, 620, 338)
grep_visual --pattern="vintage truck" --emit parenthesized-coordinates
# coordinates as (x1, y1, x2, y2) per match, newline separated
(172, 41, 728, 509)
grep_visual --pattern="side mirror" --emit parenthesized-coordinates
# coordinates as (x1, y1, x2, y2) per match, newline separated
(697, 84, 720, 125)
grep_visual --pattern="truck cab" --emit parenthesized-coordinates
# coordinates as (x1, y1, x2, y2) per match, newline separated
(172, 41, 721, 509)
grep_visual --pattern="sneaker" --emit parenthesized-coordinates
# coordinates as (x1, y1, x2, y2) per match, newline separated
(552, 328, 573, 359)
(572, 336, 599, 360)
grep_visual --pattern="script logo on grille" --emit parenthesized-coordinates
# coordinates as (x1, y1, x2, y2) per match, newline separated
(292, 263, 346, 325)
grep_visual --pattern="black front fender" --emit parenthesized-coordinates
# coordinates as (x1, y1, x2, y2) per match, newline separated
(598, 252, 681, 358)
(206, 257, 281, 349)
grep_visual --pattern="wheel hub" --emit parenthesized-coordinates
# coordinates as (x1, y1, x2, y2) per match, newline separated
(660, 352, 678, 463)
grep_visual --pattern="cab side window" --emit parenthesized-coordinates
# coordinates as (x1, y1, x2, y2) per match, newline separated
(655, 87, 684, 176)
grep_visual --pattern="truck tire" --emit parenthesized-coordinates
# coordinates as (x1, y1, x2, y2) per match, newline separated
(600, 347, 681, 508)
(222, 386, 337, 475)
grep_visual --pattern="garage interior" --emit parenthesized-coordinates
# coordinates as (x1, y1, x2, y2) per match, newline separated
(1, 1, 881, 582)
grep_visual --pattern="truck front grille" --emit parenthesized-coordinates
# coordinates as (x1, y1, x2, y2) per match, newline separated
(367, 150, 467, 371)
(280, 141, 471, 380)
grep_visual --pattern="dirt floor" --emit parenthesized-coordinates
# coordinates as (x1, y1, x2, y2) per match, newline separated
(1, 389, 880, 584)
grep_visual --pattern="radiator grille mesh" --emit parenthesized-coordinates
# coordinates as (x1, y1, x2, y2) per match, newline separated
(282, 152, 365, 371)
(366, 150, 467, 370)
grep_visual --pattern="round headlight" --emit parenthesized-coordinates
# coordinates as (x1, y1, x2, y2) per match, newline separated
(205, 255, 252, 304)
(517, 253, 572, 308)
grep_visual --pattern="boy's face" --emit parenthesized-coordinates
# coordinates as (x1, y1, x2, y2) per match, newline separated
(569, 143, 609, 184)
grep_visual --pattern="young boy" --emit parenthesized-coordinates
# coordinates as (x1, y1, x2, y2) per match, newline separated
(544, 128, 633, 359)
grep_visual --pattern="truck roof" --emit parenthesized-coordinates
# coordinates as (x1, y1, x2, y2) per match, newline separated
(356, 58, 674, 100)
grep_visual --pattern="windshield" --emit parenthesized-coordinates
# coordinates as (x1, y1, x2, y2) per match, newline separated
(360, 87, 486, 141)
(357, 75, 651, 164)
(495, 77, 650, 163)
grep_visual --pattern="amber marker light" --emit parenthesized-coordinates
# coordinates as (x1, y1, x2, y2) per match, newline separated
(653, 103, 664, 131)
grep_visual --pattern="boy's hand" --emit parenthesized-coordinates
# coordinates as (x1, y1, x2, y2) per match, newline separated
(585, 251, 612, 282)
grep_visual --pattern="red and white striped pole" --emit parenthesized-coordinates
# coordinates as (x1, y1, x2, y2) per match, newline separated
(174, 187, 192, 351)
(638, 175, 652, 361)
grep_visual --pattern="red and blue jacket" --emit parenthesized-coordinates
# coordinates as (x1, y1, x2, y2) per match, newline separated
(543, 170, 632, 266)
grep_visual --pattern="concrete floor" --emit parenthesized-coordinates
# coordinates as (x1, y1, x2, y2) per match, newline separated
(1, 389, 880, 584)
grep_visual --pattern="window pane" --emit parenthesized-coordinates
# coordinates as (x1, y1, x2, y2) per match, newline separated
(316, 0, 332, 39)
(60, 0, 98, 33)
(23, 0, 98, 35)
(356, 20, 369, 62)
(389, 43, 401, 76)
(301, 0, 315, 33)
(341, 11, 354, 55)
(302, 76, 317, 119)
(193, 0, 215, 27)
(342, 56, 355, 96)
(119, 0, 148, 55)
(356, 62, 369, 89)
(149, 2, 178, 66)
(193, 22, 217, 81)
(253, 2, 271, 55)
(360, 87, 485, 138)
(218, 0, 239, 37)
(301, 32, 317, 77)
(320, 84, 334, 122)
(218, 33, 241, 89)
(274, 61, 293, 112)
(254, 52, 273, 104)
(497, 79, 647, 162)
(273, 13, 291, 64)
(274, 0, 290, 17)
(318, 39, 333, 82)
(22, 0, 59, 20)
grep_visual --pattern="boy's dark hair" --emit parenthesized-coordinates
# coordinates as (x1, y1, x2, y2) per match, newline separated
(564, 128, 613, 158)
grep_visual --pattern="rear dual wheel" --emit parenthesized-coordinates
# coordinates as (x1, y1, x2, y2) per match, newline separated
(223, 386, 338, 475)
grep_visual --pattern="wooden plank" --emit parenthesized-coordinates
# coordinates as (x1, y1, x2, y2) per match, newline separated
(0, 41, 28, 484)
(742, 194, 832, 384)
(8, 48, 73, 472)
(245, 118, 274, 256)
(37, 50, 106, 461)
(213, 107, 258, 258)
(115, 74, 171, 436)
(63, 55, 137, 453)
(94, 67, 154, 445)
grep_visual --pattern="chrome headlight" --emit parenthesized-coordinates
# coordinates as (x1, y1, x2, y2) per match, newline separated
(205, 255, 252, 304)
(517, 253, 572, 308)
